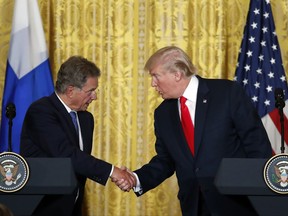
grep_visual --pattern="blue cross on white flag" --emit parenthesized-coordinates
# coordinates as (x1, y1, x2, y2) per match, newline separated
(234, 0, 288, 154)
(0, 0, 54, 153)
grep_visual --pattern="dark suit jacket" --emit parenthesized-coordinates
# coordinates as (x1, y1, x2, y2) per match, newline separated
(134, 76, 272, 216)
(20, 93, 112, 216)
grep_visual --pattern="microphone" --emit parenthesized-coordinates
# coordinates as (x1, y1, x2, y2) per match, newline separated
(274, 88, 285, 109)
(5, 103, 16, 120)
(5, 103, 16, 152)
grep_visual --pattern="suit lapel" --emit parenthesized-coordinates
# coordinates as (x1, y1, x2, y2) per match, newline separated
(169, 77, 210, 159)
(194, 76, 209, 157)
(49, 93, 80, 148)
(78, 112, 91, 153)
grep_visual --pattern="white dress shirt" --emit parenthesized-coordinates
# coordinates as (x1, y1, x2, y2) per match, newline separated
(133, 75, 199, 193)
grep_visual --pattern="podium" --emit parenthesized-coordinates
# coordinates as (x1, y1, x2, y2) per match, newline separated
(215, 158, 288, 216)
(0, 158, 77, 216)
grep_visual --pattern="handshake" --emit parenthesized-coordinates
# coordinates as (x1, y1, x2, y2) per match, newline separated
(110, 166, 137, 192)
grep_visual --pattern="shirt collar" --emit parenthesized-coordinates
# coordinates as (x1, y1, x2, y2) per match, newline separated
(182, 75, 198, 103)
(55, 92, 73, 113)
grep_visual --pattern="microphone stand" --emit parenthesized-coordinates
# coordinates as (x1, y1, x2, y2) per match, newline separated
(278, 106, 285, 153)
(8, 116, 13, 152)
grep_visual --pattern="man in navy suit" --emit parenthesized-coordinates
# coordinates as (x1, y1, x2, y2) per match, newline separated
(20, 56, 136, 216)
(114, 46, 272, 215)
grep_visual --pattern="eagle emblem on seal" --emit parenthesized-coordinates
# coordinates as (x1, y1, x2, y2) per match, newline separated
(0, 160, 21, 186)
(273, 162, 288, 187)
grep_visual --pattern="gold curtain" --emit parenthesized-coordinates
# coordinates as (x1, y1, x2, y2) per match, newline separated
(0, 0, 288, 215)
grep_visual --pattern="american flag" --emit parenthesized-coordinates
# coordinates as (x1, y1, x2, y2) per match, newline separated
(234, 0, 288, 154)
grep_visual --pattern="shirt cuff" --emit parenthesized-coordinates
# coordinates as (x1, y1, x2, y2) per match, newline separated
(109, 165, 114, 177)
(132, 172, 143, 193)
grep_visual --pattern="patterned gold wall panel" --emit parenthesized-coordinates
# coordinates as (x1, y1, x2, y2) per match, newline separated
(0, 0, 288, 215)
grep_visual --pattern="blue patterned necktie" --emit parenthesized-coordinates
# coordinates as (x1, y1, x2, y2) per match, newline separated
(69, 111, 79, 134)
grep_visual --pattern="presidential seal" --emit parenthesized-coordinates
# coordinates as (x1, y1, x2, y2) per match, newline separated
(264, 154, 288, 194)
(0, 152, 29, 193)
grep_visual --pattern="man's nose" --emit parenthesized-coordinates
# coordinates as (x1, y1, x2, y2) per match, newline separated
(91, 91, 97, 100)
(151, 79, 157, 87)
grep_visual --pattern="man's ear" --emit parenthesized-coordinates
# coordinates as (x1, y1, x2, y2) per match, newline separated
(66, 85, 75, 98)
(175, 71, 183, 81)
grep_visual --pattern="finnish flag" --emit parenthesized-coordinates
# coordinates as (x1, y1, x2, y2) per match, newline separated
(0, 0, 54, 153)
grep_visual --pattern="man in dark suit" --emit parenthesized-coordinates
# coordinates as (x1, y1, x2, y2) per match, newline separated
(114, 46, 273, 215)
(20, 56, 136, 216)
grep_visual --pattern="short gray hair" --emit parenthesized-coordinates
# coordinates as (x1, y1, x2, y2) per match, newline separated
(55, 56, 101, 94)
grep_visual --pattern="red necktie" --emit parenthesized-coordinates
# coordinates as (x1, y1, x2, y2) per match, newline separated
(180, 96, 195, 155)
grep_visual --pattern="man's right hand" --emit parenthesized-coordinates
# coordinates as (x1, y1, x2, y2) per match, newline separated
(110, 166, 136, 192)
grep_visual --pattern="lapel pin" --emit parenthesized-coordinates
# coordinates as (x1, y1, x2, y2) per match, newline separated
(203, 99, 207, 103)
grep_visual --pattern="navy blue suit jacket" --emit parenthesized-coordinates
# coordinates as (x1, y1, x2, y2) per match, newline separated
(134, 76, 272, 216)
(21, 93, 112, 216)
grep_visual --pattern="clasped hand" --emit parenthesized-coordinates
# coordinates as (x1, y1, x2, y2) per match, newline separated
(110, 166, 136, 192)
